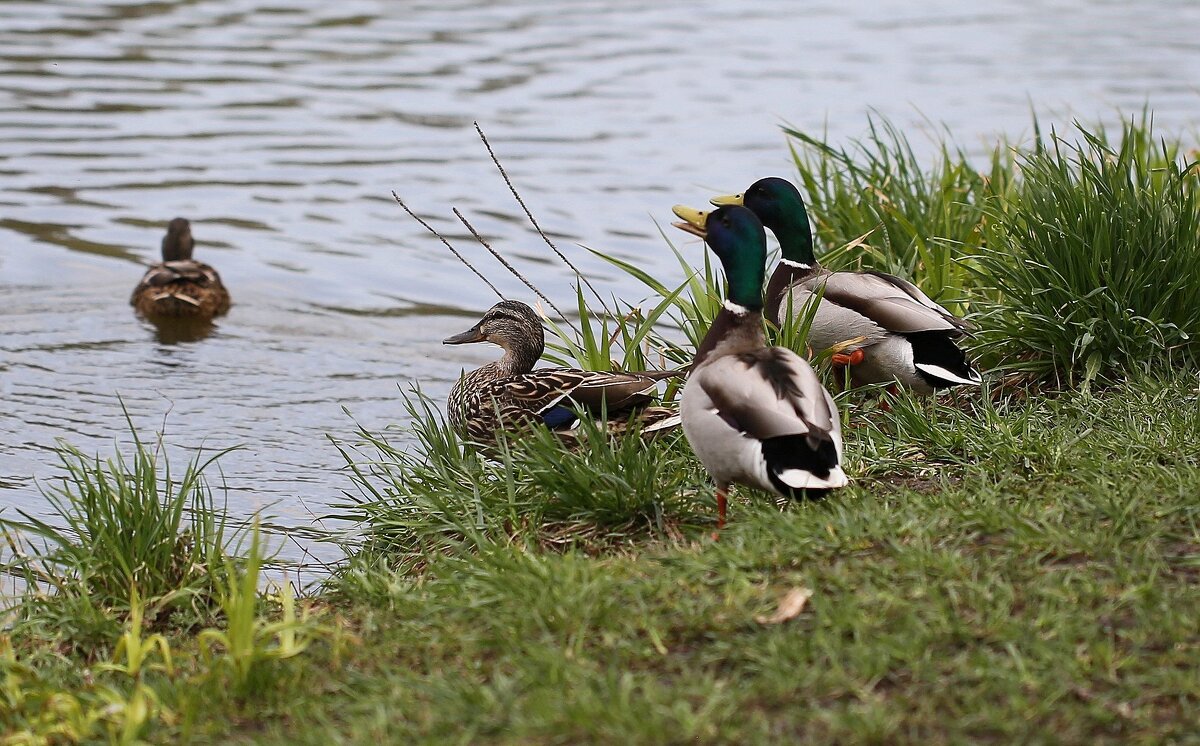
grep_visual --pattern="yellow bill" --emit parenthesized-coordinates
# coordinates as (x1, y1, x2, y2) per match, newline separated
(671, 204, 709, 238)
(709, 192, 745, 207)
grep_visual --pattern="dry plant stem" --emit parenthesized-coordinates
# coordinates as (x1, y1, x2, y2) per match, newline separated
(473, 121, 609, 312)
(451, 207, 575, 329)
(391, 191, 505, 302)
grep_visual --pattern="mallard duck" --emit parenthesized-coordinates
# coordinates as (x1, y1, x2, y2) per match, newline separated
(443, 300, 681, 445)
(131, 218, 231, 320)
(711, 177, 981, 394)
(671, 203, 847, 529)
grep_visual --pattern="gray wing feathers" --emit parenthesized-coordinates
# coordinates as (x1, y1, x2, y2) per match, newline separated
(564, 373, 662, 411)
(788, 285, 888, 352)
(805, 272, 963, 334)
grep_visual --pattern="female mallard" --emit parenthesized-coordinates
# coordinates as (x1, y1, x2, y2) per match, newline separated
(672, 203, 847, 529)
(131, 218, 231, 320)
(712, 177, 980, 394)
(443, 300, 680, 445)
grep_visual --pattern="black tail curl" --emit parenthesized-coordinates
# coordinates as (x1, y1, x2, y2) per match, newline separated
(906, 330, 979, 389)
(760, 433, 839, 500)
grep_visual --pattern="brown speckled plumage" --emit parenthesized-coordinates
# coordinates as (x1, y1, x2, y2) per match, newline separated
(443, 300, 681, 446)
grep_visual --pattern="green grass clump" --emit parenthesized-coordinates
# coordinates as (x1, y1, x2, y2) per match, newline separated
(1, 427, 333, 745)
(976, 118, 1200, 383)
(779, 113, 1200, 385)
(784, 115, 1013, 309)
(541, 280, 690, 376)
(333, 389, 712, 562)
(586, 228, 725, 368)
(1, 415, 235, 643)
(198, 525, 324, 697)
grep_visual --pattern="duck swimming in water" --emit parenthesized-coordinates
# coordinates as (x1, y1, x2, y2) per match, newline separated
(131, 217, 231, 321)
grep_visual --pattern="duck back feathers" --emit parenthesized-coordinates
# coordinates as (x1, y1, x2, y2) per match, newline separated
(448, 364, 672, 443)
(131, 219, 230, 320)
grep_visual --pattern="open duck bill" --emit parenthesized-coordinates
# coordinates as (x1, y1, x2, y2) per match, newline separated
(670, 204, 710, 239)
(443, 324, 486, 345)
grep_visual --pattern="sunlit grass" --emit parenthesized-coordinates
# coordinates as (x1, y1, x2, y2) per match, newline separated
(976, 115, 1200, 384)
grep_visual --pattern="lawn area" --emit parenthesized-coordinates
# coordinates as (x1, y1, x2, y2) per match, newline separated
(5, 376, 1198, 744)
(4, 115, 1199, 744)
(261, 376, 1200, 744)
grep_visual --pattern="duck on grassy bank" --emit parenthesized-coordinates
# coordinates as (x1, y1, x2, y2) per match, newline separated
(712, 177, 980, 394)
(131, 218, 231, 321)
(672, 203, 847, 530)
(443, 300, 681, 447)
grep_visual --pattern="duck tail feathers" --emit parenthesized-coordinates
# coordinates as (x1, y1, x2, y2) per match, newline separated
(640, 412, 682, 433)
(906, 330, 981, 389)
(761, 433, 845, 497)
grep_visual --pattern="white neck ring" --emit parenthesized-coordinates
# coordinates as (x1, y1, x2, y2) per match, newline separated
(722, 299, 752, 316)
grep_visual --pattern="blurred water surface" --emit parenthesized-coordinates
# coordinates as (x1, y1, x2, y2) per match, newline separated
(1, 0, 1197, 563)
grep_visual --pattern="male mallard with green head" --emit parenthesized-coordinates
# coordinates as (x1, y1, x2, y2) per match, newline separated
(712, 177, 980, 394)
(131, 218, 231, 320)
(672, 203, 847, 529)
(443, 300, 680, 445)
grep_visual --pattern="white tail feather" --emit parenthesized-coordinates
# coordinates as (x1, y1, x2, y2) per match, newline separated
(916, 363, 981, 386)
(776, 466, 848, 490)
(152, 292, 201, 307)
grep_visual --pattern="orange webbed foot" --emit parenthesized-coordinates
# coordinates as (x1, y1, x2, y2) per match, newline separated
(831, 348, 865, 367)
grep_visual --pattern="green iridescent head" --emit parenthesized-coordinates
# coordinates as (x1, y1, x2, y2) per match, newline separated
(712, 177, 815, 265)
(672, 203, 767, 311)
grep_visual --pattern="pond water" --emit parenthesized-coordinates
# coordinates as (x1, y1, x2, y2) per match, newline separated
(2, 0, 1197, 564)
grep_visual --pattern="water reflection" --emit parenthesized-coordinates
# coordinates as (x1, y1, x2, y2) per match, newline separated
(146, 317, 218, 345)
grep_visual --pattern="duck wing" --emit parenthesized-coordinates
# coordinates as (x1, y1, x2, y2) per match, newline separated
(149, 260, 222, 287)
(808, 271, 968, 335)
(781, 284, 888, 353)
(487, 368, 675, 431)
(694, 348, 845, 492)
(133, 260, 223, 297)
(560, 370, 672, 412)
(697, 348, 836, 441)
(861, 270, 975, 331)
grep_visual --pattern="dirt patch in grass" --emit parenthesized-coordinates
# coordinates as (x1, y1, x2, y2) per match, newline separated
(865, 471, 962, 495)
(1162, 541, 1200, 581)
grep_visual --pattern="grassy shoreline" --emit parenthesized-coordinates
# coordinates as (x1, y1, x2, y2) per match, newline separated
(4, 115, 1200, 743)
